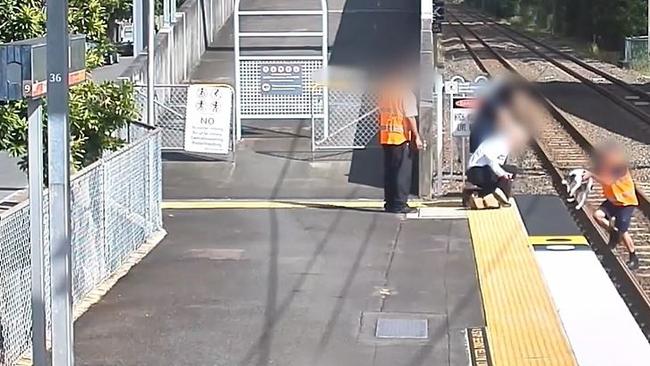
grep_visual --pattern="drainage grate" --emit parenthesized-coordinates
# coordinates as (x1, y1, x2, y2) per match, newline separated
(375, 318, 428, 339)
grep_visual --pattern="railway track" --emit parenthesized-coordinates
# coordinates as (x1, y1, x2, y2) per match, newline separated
(446, 10, 650, 338)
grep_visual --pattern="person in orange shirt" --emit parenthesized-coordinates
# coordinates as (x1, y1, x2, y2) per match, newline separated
(585, 142, 639, 269)
(378, 71, 424, 214)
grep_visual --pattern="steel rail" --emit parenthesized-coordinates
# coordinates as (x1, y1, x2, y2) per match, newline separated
(449, 10, 650, 339)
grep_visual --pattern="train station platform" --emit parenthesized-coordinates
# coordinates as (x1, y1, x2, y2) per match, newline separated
(71, 196, 603, 365)
(74, 206, 484, 365)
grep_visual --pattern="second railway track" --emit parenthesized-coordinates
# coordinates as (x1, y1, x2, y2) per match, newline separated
(446, 9, 650, 338)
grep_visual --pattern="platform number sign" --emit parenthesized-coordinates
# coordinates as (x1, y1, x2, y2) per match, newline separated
(433, 1, 445, 33)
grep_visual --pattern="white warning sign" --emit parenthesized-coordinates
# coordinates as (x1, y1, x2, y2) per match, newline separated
(184, 84, 233, 154)
(451, 97, 480, 137)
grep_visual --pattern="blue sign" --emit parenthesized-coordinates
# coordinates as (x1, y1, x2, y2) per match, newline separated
(260, 63, 303, 96)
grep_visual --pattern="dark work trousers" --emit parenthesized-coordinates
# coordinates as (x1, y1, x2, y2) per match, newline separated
(383, 142, 413, 210)
(466, 164, 517, 197)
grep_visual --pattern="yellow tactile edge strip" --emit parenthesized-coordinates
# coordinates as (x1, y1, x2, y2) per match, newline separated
(161, 198, 460, 210)
(16, 229, 168, 366)
(468, 207, 577, 366)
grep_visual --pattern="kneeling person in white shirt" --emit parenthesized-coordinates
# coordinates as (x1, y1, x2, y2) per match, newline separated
(466, 132, 516, 206)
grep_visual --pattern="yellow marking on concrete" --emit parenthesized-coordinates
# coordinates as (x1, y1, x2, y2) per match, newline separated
(528, 235, 589, 246)
(468, 207, 577, 366)
(161, 199, 460, 210)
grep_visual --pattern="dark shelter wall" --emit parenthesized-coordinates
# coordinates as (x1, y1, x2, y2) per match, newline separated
(329, 0, 421, 71)
(332, 0, 422, 191)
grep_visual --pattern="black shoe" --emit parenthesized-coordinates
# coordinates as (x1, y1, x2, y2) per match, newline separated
(386, 206, 417, 214)
(608, 229, 620, 250)
(399, 206, 418, 214)
(627, 252, 640, 270)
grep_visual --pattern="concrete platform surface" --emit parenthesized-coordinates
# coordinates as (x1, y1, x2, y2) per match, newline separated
(163, 122, 391, 200)
(74, 209, 483, 365)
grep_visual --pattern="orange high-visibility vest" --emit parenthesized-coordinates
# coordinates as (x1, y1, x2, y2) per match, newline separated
(378, 91, 410, 145)
(603, 170, 638, 206)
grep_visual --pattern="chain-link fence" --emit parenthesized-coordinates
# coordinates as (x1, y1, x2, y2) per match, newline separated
(311, 86, 380, 150)
(623, 36, 649, 68)
(134, 85, 236, 160)
(135, 86, 187, 149)
(0, 125, 162, 365)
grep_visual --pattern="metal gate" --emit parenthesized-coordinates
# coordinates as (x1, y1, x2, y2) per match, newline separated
(234, 0, 329, 140)
(311, 85, 379, 150)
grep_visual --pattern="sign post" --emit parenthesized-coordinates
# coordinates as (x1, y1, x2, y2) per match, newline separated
(47, 0, 74, 363)
(0, 33, 86, 366)
(27, 98, 46, 365)
(442, 75, 488, 192)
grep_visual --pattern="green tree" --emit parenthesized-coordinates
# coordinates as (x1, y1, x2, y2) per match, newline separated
(470, 0, 649, 52)
(0, 0, 138, 173)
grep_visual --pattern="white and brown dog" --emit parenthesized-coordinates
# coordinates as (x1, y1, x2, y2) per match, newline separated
(562, 168, 593, 210)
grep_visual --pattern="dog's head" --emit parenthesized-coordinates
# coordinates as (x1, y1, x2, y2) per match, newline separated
(563, 168, 592, 209)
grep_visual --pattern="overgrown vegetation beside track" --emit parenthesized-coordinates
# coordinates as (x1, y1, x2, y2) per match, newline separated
(465, 0, 648, 53)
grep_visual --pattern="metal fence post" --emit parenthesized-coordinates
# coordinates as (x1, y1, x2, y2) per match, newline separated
(419, 0, 434, 199)
(434, 70, 443, 195)
(233, 0, 242, 140)
(321, 0, 330, 140)
(28, 99, 47, 366)
(147, 0, 155, 126)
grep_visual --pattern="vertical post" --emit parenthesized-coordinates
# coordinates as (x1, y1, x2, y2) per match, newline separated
(147, 0, 155, 126)
(47, 0, 74, 363)
(647, 0, 649, 57)
(419, 0, 434, 199)
(234, 0, 242, 140)
(321, 0, 330, 140)
(434, 65, 443, 195)
(28, 99, 47, 366)
(133, 0, 144, 55)
(163, 0, 171, 27)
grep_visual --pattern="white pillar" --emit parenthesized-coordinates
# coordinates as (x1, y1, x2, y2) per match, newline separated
(133, 0, 144, 55)
(147, 0, 155, 125)
(28, 99, 46, 366)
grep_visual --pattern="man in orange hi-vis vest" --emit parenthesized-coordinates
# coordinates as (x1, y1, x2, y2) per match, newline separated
(378, 74, 423, 214)
(585, 142, 639, 270)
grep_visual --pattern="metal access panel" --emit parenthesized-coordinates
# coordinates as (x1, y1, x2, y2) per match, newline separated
(0, 34, 86, 101)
